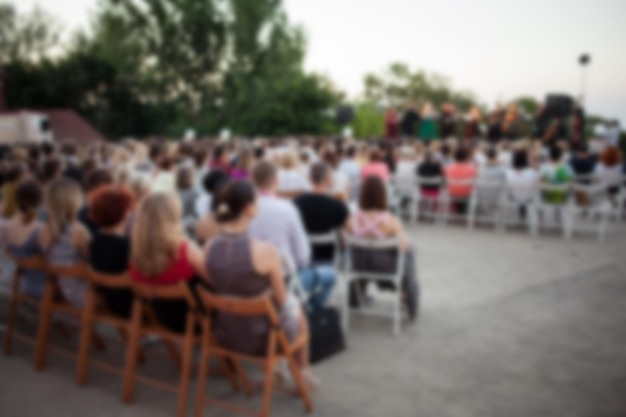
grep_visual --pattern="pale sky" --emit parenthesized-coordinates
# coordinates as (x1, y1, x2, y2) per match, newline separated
(13, 0, 626, 124)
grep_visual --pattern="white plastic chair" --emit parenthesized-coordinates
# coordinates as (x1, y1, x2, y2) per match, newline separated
(536, 182, 572, 238)
(413, 176, 445, 224)
(439, 178, 476, 226)
(565, 182, 611, 241)
(499, 182, 540, 236)
(342, 235, 406, 336)
(307, 231, 340, 270)
(467, 178, 505, 229)
(391, 176, 419, 221)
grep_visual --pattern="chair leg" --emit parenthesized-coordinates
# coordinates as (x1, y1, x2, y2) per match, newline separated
(393, 295, 401, 337)
(122, 299, 142, 404)
(284, 341, 313, 412)
(194, 318, 211, 417)
(34, 280, 55, 371)
(260, 333, 278, 417)
(3, 275, 20, 356)
(76, 290, 95, 385)
(176, 314, 195, 417)
(230, 358, 253, 396)
(261, 359, 277, 417)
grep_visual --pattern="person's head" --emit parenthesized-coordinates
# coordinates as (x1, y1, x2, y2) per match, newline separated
(176, 165, 194, 191)
(85, 168, 113, 192)
(486, 147, 498, 162)
(574, 142, 589, 156)
(158, 156, 173, 171)
(15, 180, 42, 223)
(4, 163, 24, 184)
(423, 150, 435, 163)
(202, 169, 229, 195)
(193, 149, 208, 169)
(369, 149, 382, 163)
(512, 149, 529, 170)
(129, 173, 151, 202)
(280, 151, 299, 170)
(322, 150, 338, 169)
(88, 185, 135, 231)
(149, 143, 162, 162)
(131, 193, 183, 278)
(600, 146, 622, 167)
(214, 180, 257, 224)
(46, 178, 83, 242)
(299, 151, 310, 166)
(237, 146, 254, 171)
(309, 162, 333, 192)
(454, 147, 468, 163)
(253, 146, 265, 161)
(252, 161, 278, 192)
(359, 176, 388, 211)
(346, 146, 356, 159)
(212, 146, 225, 162)
(548, 146, 562, 163)
(41, 142, 55, 158)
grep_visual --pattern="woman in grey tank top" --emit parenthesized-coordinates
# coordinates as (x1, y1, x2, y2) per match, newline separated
(204, 180, 319, 388)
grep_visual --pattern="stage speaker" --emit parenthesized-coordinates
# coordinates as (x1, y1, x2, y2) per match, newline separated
(545, 94, 574, 119)
(335, 106, 355, 125)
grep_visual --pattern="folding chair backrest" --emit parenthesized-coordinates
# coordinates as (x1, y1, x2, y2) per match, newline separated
(12, 255, 45, 271)
(87, 269, 132, 289)
(344, 234, 405, 279)
(132, 281, 198, 311)
(416, 176, 444, 190)
(46, 263, 88, 279)
(197, 288, 279, 326)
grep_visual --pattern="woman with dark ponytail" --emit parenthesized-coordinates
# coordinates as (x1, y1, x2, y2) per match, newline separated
(205, 180, 319, 388)
(0, 180, 46, 299)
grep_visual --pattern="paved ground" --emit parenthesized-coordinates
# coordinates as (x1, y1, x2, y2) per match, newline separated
(1, 222, 625, 417)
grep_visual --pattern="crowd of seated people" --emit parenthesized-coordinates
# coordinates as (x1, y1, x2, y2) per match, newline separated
(0, 135, 622, 391)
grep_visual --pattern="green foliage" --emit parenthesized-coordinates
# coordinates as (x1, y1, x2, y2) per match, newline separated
(352, 104, 384, 138)
(0, 0, 339, 138)
(362, 62, 476, 110)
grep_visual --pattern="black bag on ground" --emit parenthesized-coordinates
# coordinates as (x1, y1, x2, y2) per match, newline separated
(304, 266, 346, 364)
(307, 306, 345, 364)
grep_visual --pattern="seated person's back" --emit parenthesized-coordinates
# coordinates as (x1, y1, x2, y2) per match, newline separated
(294, 162, 349, 264)
(129, 192, 207, 333)
(250, 161, 310, 270)
(444, 147, 477, 198)
(2, 180, 46, 299)
(88, 185, 135, 318)
(39, 178, 91, 308)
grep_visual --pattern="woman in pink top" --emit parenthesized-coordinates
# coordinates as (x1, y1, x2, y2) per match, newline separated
(361, 149, 390, 182)
(346, 176, 419, 320)
(444, 147, 477, 213)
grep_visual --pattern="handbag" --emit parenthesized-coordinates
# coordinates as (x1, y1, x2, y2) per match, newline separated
(304, 266, 346, 364)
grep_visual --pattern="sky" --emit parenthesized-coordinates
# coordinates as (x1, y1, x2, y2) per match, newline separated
(12, 0, 626, 124)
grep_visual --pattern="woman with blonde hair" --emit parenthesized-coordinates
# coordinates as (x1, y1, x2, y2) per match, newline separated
(39, 178, 91, 308)
(277, 150, 308, 196)
(129, 193, 207, 332)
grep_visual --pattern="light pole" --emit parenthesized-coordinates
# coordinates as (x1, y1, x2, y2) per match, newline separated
(578, 53, 591, 105)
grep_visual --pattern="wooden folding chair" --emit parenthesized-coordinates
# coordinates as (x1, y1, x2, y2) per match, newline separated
(33, 262, 103, 371)
(76, 269, 147, 386)
(3, 255, 46, 356)
(122, 281, 209, 417)
(194, 289, 314, 417)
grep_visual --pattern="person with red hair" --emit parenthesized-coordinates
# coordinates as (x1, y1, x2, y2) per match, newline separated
(595, 146, 624, 199)
(88, 185, 136, 318)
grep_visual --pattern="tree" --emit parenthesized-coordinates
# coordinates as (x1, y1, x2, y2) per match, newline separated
(362, 62, 476, 110)
(0, 3, 61, 64)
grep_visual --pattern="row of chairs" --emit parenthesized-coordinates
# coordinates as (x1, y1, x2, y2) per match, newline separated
(3, 257, 313, 417)
(392, 175, 626, 240)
